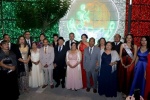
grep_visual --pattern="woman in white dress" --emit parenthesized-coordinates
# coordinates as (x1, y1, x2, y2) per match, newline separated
(29, 42, 44, 88)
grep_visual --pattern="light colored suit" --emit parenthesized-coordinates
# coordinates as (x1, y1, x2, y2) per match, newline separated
(40, 46, 54, 85)
(83, 46, 100, 89)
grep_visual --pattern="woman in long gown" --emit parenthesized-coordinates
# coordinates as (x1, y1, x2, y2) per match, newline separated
(29, 42, 44, 88)
(78, 34, 90, 89)
(66, 42, 83, 90)
(119, 34, 137, 96)
(97, 38, 106, 69)
(16, 36, 31, 92)
(129, 36, 149, 97)
(98, 42, 120, 97)
(145, 53, 150, 100)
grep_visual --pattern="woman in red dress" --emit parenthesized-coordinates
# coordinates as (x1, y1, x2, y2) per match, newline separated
(119, 34, 137, 97)
(78, 34, 90, 89)
(144, 53, 150, 100)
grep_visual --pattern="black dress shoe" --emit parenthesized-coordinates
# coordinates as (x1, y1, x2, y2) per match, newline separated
(86, 88, 90, 92)
(55, 84, 60, 88)
(93, 89, 97, 93)
(42, 84, 48, 88)
(62, 84, 65, 88)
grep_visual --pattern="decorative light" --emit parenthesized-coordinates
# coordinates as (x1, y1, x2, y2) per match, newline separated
(0, 1, 58, 43)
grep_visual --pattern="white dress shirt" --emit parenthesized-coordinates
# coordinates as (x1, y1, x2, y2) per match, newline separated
(89, 46, 94, 54)
(26, 39, 31, 46)
(58, 45, 63, 52)
(115, 42, 120, 45)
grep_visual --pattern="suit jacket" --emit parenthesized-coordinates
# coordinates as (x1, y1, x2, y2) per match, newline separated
(10, 43, 17, 54)
(40, 46, 54, 69)
(83, 46, 100, 72)
(53, 45, 67, 69)
(112, 42, 122, 54)
(65, 40, 79, 50)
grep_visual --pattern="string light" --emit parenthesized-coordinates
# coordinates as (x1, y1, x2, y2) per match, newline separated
(0, 1, 58, 43)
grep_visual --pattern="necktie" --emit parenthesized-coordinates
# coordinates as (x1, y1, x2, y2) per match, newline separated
(59, 46, 62, 52)
(45, 47, 47, 54)
(115, 42, 117, 46)
(90, 47, 92, 54)
(27, 40, 30, 47)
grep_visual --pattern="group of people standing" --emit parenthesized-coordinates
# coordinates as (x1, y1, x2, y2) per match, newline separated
(0, 31, 150, 100)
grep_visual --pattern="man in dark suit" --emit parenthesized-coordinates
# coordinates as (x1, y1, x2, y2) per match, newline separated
(3, 34, 17, 54)
(53, 37, 67, 88)
(24, 31, 33, 49)
(112, 34, 122, 54)
(65, 32, 78, 50)
(112, 34, 122, 92)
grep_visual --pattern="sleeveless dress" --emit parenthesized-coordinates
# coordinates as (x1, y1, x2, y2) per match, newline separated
(130, 49, 149, 96)
(29, 49, 44, 88)
(19, 50, 29, 91)
(119, 47, 135, 95)
(79, 42, 93, 88)
(98, 52, 117, 97)
(144, 54, 150, 100)
(66, 51, 83, 90)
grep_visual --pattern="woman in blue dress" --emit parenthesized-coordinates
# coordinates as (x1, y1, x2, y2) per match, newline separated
(130, 36, 150, 97)
(98, 42, 120, 97)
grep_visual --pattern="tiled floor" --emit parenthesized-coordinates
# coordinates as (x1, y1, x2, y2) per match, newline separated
(19, 86, 124, 100)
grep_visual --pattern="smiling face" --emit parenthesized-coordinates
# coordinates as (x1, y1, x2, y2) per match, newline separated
(4, 35, 10, 42)
(43, 39, 48, 47)
(89, 38, 95, 47)
(81, 35, 87, 42)
(105, 42, 112, 50)
(40, 35, 45, 41)
(126, 35, 133, 43)
(71, 43, 77, 50)
(99, 38, 105, 46)
(32, 43, 37, 49)
(25, 32, 30, 39)
(69, 33, 75, 41)
(53, 36, 58, 42)
(114, 34, 121, 42)
(141, 37, 147, 47)
(19, 37, 25, 45)
(58, 39, 64, 46)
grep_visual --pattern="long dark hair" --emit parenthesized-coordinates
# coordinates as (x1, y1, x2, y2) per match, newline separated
(97, 38, 106, 47)
(39, 33, 46, 41)
(140, 36, 150, 51)
(17, 35, 27, 48)
(124, 34, 134, 48)
(81, 34, 88, 39)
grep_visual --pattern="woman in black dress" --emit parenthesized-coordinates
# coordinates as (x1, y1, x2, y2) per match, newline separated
(0, 40, 19, 100)
(98, 42, 120, 97)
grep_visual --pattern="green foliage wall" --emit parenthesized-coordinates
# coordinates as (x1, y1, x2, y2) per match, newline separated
(0, 1, 59, 43)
